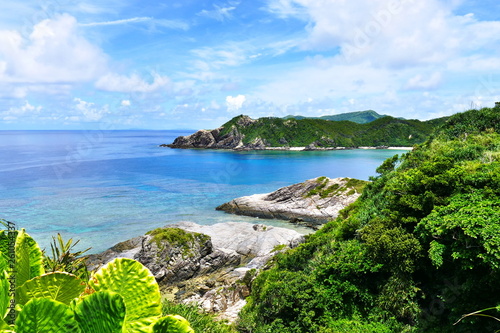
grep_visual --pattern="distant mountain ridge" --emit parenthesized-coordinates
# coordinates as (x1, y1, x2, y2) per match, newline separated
(165, 112, 448, 150)
(283, 110, 390, 124)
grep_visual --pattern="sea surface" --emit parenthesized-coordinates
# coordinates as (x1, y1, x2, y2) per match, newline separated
(0, 130, 409, 253)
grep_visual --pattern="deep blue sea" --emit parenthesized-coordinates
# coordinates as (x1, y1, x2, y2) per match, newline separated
(0, 130, 408, 253)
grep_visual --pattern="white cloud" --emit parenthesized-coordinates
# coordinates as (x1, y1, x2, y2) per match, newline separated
(198, 5, 236, 21)
(0, 14, 108, 85)
(267, 0, 500, 69)
(16, 101, 41, 113)
(2, 100, 42, 120)
(153, 19, 190, 31)
(226, 94, 246, 112)
(121, 100, 131, 107)
(266, 0, 306, 19)
(242, 0, 500, 121)
(80, 17, 189, 31)
(404, 72, 443, 90)
(95, 72, 172, 93)
(1, 100, 43, 123)
(73, 98, 109, 121)
(192, 45, 248, 71)
(80, 17, 151, 27)
(211, 100, 222, 110)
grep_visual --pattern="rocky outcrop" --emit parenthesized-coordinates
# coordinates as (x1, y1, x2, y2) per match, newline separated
(163, 115, 256, 149)
(86, 221, 305, 322)
(160, 127, 242, 149)
(216, 177, 367, 228)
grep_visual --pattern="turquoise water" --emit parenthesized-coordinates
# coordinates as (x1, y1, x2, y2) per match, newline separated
(0, 130, 408, 253)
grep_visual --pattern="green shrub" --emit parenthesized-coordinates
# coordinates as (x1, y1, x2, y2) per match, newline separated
(161, 300, 236, 333)
(146, 227, 210, 258)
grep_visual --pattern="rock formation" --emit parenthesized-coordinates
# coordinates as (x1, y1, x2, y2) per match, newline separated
(163, 115, 256, 149)
(216, 177, 367, 227)
(86, 221, 305, 322)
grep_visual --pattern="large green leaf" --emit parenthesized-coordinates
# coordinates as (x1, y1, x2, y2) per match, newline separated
(152, 315, 195, 333)
(0, 255, 9, 320)
(0, 250, 8, 273)
(89, 258, 162, 332)
(0, 317, 15, 332)
(14, 298, 80, 333)
(0, 271, 10, 321)
(15, 229, 45, 289)
(0, 229, 17, 258)
(17, 272, 86, 306)
(73, 291, 126, 333)
(0, 230, 16, 322)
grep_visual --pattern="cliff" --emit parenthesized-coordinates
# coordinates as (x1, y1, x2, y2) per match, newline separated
(86, 221, 304, 322)
(163, 114, 447, 150)
(162, 115, 254, 149)
(216, 177, 368, 228)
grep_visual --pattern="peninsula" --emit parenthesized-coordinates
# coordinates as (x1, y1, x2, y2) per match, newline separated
(163, 111, 447, 150)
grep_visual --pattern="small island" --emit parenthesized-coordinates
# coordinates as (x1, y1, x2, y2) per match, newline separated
(163, 111, 447, 150)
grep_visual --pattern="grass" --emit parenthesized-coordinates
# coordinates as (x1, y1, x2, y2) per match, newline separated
(306, 177, 369, 198)
(146, 227, 211, 258)
(162, 299, 237, 333)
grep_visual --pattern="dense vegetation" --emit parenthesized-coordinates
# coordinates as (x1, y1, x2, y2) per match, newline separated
(220, 114, 447, 148)
(0, 226, 195, 332)
(238, 106, 500, 332)
(284, 110, 388, 124)
(305, 177, 368, 198)
(162, 300, 237, 333)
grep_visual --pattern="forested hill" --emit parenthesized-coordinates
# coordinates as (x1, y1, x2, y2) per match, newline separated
(283, 110, 388, 124)
(238, 105, 500, 332)
(166, 114, 448, 150)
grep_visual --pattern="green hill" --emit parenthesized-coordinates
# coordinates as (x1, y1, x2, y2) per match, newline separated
(238, 105, 500, 332)
(218, 114, 446, 148)
(284, 110, 389, 124)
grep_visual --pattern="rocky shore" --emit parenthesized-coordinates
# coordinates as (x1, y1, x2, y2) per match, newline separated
(84, 177, 368, 321)
(216, 176, 367, 228)
(86, 221, 305, 322)
(161, 116, 253, 149)
(161, 114, 422, 151)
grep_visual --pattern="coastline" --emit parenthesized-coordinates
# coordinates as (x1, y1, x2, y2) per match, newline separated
(163, 144, 414, 151)
(2, 130, 408, 254)
(234, 146, 414, 151)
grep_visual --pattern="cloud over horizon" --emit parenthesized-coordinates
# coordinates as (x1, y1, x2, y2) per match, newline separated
(0, 1, 499, 129)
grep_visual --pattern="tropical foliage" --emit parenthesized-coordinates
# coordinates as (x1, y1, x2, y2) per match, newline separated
(162, 300, 237, 333)
(238, 106, 500, 332)
(219, 114, 448, 147)
(0, 227, 194, 333)
(43, 233, 91, 280)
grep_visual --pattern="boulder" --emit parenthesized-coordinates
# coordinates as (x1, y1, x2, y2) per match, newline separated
(165, 126, 244, 149)
(168, 221, 304, 257)
(86, 221, 305, 322)
(217, 177, 367, 227)
(165, 129, 219, 149)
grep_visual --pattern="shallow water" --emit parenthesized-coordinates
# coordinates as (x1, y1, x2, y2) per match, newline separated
(0, 130, 408, 253)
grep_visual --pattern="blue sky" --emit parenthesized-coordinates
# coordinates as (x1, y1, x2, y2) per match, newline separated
(0, 0, 499, 129)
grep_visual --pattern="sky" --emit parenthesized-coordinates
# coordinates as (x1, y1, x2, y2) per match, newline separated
(0, 0, 499, 130)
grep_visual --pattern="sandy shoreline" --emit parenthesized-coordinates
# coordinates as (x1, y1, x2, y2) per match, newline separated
(252, 146, 413, 151)
(360, 146, 413, 150)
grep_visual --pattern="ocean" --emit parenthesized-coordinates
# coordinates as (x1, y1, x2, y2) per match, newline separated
(0, 130, 408, 253)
